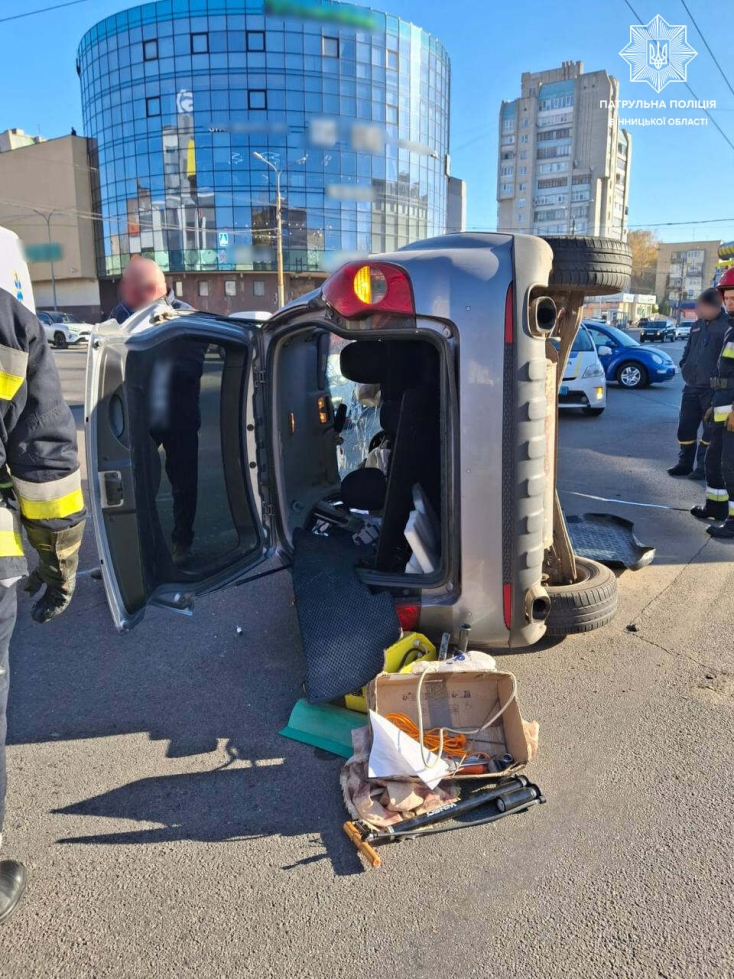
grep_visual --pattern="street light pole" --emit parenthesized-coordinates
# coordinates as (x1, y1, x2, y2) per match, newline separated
(32, 208, 59, 311)
(253, 152, 285, 309)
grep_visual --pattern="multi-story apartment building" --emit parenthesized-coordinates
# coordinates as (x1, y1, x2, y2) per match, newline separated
(655, 240, 721, 309)
(497, 61, 631, 241)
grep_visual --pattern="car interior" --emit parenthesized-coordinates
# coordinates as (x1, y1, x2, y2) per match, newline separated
(273, 328, 444, 577)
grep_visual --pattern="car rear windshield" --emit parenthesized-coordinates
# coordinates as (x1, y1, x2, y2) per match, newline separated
(603, 326, 638, 347)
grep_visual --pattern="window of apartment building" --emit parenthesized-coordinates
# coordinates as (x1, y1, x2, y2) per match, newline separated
(538, 94, 574, 111)
(517, 198, 526, 208)
(249, 90, 267, 110)
(146, 97, 161, 117)
(501, 152, 515, 163)
(518, 182, 526, 192)
(500, 135, 515, 145)
(323, 36, 340, 57)
(225, 280, 237, 297)
(387, 49, 399, 70)
(143, 39, 158, 61)
(191, 32, 208, 54)
(253, 280, 266, 297)
(537, 162, 568, 173)
(198, 281, 209, 297)
(520, 134, 528, 144)
(572, 190, 590, 202)
(572, 175, 590, 186)
(521, 118, 529, 128)
(500, 166, 514, 177)
(519, 151, 527, 160)
(174, 281, 184, 297)
(537, 127, 572, 142)
(518, 166, 527, 175)
(500, 182, 513, 194)
(247, 31, 265, 51)
(537, 177, 567, 190)
(502, 116, 516, 132)
(534, 208, 566, 222)
(386, 104, 398, 124)
(537, 145, 571, 160)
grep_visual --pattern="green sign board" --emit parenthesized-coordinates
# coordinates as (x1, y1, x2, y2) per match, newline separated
(24, 241, 63, 264)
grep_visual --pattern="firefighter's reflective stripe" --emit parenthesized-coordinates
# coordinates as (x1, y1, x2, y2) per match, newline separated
(678, 439, 695, 445)
(706, 485, 729, 502)
(714, 403, 733, 423)
(0, 344, 28, 402)
(722, 342, 734, 359)
(12, 469, 84, 521)
(0, 507, 23, 557)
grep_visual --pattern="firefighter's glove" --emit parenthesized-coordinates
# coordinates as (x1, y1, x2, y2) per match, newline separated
(727, 411, 734, 434)
(23, 521, 85, 624)
(704, 406, 714, 423)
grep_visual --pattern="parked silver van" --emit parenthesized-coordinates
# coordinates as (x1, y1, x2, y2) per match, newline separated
(85, 233, 631, 650)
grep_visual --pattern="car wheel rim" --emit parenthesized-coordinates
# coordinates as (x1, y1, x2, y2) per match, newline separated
(621, 366, 641, 387)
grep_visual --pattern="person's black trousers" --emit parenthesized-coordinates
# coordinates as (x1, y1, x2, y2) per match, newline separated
(161, 430, 199, 548)
(704, 424, 734, 515)
(676, 385, 713, 468)
(0, 582, 19, 836)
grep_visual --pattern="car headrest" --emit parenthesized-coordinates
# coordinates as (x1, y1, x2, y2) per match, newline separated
(341, 467, 387, 512)
(340, 341, 385, 383)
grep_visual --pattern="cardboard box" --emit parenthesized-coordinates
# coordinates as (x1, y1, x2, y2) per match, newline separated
(365, 668, 529, 780)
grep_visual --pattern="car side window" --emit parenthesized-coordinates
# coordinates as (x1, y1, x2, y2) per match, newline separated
(588, 328, 616, 348)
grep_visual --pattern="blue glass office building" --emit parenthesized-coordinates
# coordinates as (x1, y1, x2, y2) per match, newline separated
(77, 0, 451, 309)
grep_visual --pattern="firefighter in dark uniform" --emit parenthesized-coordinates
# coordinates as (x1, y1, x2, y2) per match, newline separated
(668, 288, 729, 479)
(0, 289, 85, 925)
(692, 268, 734, 535)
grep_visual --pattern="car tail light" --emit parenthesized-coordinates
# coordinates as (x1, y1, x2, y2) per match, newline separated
(322, 261, 415, 319)
(394, 602, 421, 633)
(504, 283, 514, 344)
(503, 583, 512, 630)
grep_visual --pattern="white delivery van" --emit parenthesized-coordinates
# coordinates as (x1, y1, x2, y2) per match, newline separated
(0, 227, 35, 313)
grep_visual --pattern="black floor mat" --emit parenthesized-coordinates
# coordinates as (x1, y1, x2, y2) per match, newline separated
(292, 528, 400, 704)
(567, 513, 656, 570)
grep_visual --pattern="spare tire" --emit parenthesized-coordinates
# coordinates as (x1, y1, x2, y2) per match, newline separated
(543, 236, 632, 297)
(544, 556, 618, 637)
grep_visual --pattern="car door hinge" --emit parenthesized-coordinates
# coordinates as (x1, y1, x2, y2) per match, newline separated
(264, 503, 275, 517)
(254, 369, 267, 386)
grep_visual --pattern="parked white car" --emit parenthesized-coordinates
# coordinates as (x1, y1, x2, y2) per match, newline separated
(36, 310, 93, 347)
(675, 321, 692, 340)
(551, 325, 608, 416)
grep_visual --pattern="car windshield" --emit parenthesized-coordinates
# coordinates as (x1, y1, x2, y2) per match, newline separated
(549, 328, 594, 353)
(598, 325, 638, 348)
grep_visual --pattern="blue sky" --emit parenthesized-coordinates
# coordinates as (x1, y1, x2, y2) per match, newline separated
(2, 0, 733, 243)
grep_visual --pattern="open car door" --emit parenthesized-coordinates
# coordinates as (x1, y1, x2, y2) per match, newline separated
(85, 305, 275, 632)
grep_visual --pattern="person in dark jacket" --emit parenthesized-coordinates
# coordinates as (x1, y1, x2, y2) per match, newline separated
(109, 259, 202, 563)
(668, 288, 729, 478)
(108, 256, 191, 324)
(0, 289, 86, 925)
(692, 268, 734, 534)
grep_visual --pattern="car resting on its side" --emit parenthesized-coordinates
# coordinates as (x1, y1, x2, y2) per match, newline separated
(85, 233, 632, 663)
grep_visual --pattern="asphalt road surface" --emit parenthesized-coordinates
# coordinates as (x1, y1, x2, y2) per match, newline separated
(2, 341, 732, 978)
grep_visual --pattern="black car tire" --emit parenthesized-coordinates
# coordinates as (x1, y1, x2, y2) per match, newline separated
(53, 331, 68, 349)
(545, 557, 618, 636)
(616, 361, 648, 389)
(543, 236, 632, 297)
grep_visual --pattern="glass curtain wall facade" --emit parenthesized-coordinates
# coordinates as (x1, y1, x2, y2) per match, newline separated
(77, 0, 451, 278)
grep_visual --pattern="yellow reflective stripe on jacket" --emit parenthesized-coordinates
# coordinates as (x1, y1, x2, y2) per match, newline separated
(0, 507, 23, 557)
(722, 342, 734, 359)
(12, 469, 84, 521)
(0, 343, 28, 402)
(714, 403, 733, 423)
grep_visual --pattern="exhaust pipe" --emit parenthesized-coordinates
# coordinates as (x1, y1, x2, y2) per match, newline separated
(529, 296, 557, 337)
(525, 582, 551, 623)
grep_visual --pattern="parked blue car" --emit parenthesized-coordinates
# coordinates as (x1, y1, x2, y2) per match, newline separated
(583, 320, 677, 389)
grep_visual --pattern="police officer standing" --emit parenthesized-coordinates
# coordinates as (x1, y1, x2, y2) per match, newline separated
(692, 268, 734, 535)
(668, 288, 729, 479)
(0, 288, 85, 924)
